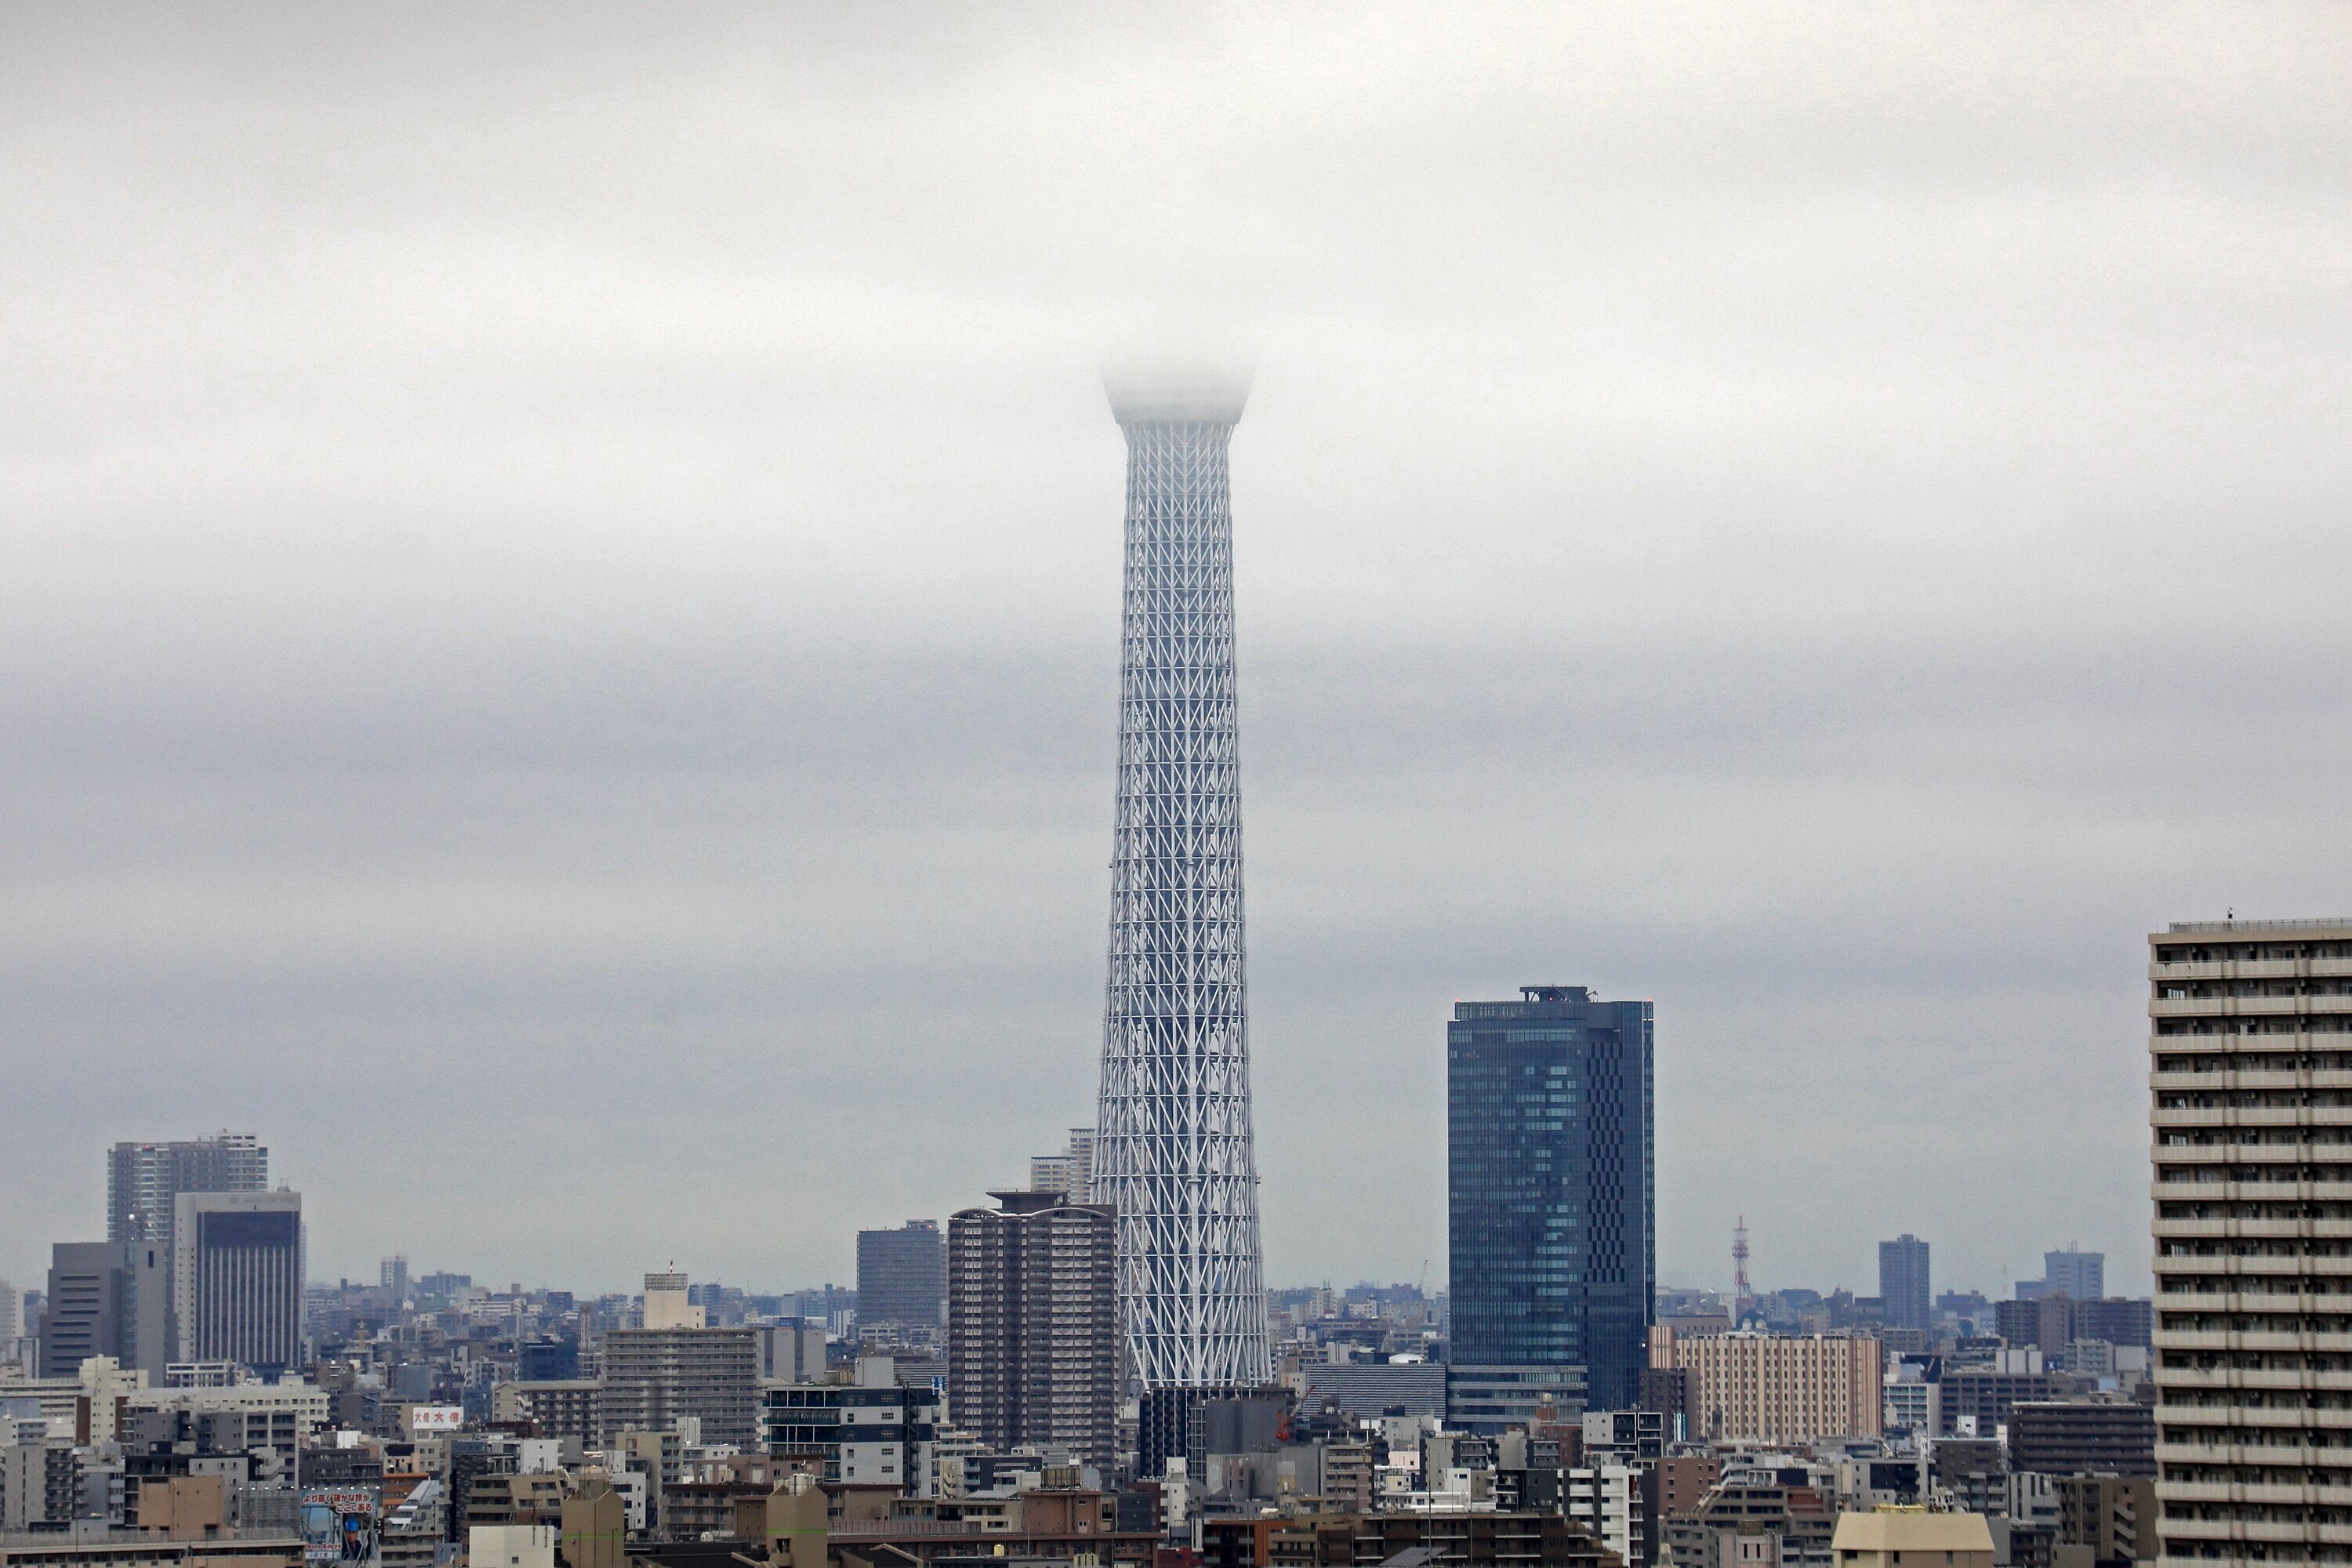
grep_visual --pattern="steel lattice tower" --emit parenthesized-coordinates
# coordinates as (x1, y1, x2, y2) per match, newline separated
(1092, 372, 1272, 1392)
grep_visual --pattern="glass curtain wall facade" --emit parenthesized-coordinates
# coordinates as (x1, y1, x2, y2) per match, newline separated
(172, 1191, 303, 1373)
(1448, 985, 1654, 1411)
(855, 1221, 946, 1330)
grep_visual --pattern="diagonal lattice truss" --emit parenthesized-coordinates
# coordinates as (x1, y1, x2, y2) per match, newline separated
(1092, 403, 1273, 1392)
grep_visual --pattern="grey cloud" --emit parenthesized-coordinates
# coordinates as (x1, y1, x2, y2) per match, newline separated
(4, 2, 2350, 1298)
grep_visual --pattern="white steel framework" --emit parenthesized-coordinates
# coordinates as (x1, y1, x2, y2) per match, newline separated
(1092, 374, 1272, 1392)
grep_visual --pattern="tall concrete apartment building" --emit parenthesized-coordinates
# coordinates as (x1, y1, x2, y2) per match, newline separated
(109, 1135, 267, 1247)
(1647, 1327, 1882, 1443)
(1449, 985, 1655, 1415)
(946, 1190, 1117, 1471)
(172, 1190, 302, 1372)
(100, 1134, 267, 1373)
(855, 1222, 945, 1332)
(2151, 918, 2352, 1566)
(1878, 1235, 1932, 1334)
(596, 1326, 759, 1449)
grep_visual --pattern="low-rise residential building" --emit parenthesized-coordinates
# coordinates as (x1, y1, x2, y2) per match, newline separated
(493, 1381, 598, 1450)
(1201, 1510, 1621, 1568)
(466, 1523, 554, 1568)
(2005, 1403, 2154, 1479)
(124, 1381, 327, 1471)
(825, 1488, 1154, 1567)
(1829, 1509, 1994, 1568)
(760, 1379, 939, 1494)
(1662, 1475, 1838, 1568)
(1938, 1372, 2073, 1438)
(2053, 1475, 2154, 1568)
(1565, 1463, 1647, 1567)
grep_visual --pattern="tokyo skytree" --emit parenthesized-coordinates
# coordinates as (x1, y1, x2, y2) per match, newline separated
(1091, 371, 1272, 1392)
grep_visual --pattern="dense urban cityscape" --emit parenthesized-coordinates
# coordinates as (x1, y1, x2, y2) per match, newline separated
(5, 10, 2343, 1568)
(0, 373, 2304, 1568)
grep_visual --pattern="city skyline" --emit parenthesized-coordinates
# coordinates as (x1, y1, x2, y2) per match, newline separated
(7, 5, 2347, 1299)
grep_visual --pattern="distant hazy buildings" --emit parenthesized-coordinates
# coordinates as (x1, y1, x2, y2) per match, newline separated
(1877, 1236, 1930, 1334)
(172, 1190, 301, 1372)
(757, 1322, 829, 1385)
(1448, 985, 1654, 1412)
(2021, 1248, 2106, 1301)
(1028, 1129, 1096, 1205)
(1994, 1293, 2151, 1354)
(855, 1221, 945, 1332)
(1091, 371, 1272, 1392)
(63, 1133, 272, 1375)
(946, 1190, 1117, 1470)
(2151, 918, 2352, 1563)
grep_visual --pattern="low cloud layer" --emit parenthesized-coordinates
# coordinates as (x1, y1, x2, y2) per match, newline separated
(5, 2, 2349, 1299)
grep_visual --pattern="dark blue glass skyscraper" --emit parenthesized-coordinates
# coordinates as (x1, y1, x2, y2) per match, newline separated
(1448, 985, 1654, 1412)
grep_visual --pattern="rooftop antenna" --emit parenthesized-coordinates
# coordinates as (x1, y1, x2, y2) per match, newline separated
(1733, 1218, 1753, 1318)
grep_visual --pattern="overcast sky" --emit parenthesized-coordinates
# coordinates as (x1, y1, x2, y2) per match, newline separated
(4, 3, 2348, 1303)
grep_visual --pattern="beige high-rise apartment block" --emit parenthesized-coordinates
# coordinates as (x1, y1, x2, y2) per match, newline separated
(2151, 918, 2352, 1567)
(1649, 1327, 1882, 1443)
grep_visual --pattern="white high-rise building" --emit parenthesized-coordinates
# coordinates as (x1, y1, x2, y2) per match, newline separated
(2151, 918, 2352, 1566)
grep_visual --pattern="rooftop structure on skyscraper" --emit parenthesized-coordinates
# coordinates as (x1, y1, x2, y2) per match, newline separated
(1091, 369, 1271, 1393)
